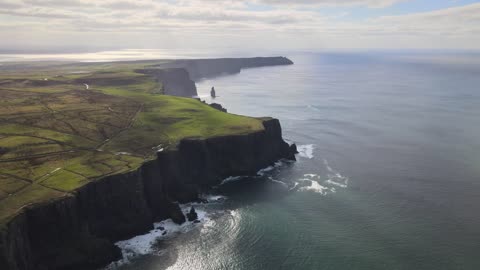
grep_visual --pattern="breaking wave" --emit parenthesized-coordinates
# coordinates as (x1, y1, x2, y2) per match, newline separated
(295, 159, 349, 195)
(105, 199, 224, 269)
(297, 144, 314, 159)
(220, 160, 287, 185)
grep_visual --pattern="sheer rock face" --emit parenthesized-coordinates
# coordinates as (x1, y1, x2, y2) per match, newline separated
(153, 56, 294, 81)
(137, 57, 294, 98)
(137, 68, 197, 97)
(0, 118, 296, 270)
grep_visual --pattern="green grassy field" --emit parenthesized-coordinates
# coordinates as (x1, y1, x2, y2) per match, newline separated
(0, 61, 264, 224)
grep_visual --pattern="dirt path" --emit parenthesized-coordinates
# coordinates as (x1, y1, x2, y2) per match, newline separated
(95, 103, 144, 150)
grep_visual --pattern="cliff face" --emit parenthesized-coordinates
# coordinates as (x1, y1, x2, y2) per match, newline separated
(0, 171, 153, 270)
(0, 118, 296, 270)
(137, 68, 197, 97)
(154, 57, 294, 81)
(136, 57, 293, 98)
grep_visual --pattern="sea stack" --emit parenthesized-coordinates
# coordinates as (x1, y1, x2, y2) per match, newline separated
(186, 206, 198, 222)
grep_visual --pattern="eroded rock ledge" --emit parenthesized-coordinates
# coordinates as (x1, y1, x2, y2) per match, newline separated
(0, 118, 296, 270)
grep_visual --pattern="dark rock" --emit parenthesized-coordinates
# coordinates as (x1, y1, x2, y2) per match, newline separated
(186, 207, 198, 222)
(162, 231, 167, 236)
(287, 143, 298, 160)
(193, 220, 201, 224)
(152, 57, 294, 81)
(209, 103, 227, 112)
(290, 143, 298, 154)
(158, 226, 165, 231)
(198, 198, 209, 204)
(210, 87, 216, 98)
(136, 68, 197, 97)
(167, 203, 186, 225)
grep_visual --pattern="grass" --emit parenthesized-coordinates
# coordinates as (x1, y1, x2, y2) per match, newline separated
(0, 60, 265, 224)
(41, 169, 88, 192)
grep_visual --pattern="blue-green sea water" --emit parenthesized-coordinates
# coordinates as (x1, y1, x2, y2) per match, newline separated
(114, 51, 480, 270)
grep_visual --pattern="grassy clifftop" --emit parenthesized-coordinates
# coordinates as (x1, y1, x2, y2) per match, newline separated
(0, 62, 264, 223)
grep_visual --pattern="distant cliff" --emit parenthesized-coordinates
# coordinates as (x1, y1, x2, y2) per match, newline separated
(0, 118, 296, 270)
(136, 57, 293, 97)
(154, 56, 294, 81)
(137, 68, 197, 97)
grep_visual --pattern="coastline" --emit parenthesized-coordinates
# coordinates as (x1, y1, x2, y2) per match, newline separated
(0, 56, 296, 270)
(0, 118, 297, 270)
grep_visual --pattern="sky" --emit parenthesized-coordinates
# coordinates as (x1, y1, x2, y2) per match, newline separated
(0, 0, 479, 54)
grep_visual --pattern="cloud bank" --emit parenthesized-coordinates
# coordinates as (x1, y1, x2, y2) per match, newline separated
(0, 0, 478, 52)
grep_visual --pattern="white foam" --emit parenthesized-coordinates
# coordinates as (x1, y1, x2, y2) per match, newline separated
(201, 194, 227, 203)
(283, 138, 294, 145)
(298, 179, 329, 195)
(220, 175, 243, 185)
(324, 159, 333, 172)
(220, 161, 286, 185)
(269, 177, 288, 188)
(107, 207, 211, 269)
(296, 160, 349, 196)
(297, 144, 314, 159)
(323, 159, 349, 188)
(289, 182, 299, 191)
(325, 179, 347, 188)
(257, 160, 285, 176)
(257, 166, 274, 176)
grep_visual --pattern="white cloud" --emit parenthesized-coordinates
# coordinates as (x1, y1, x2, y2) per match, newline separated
(248, 0, 406, 8)
(0, 0, 478, 51)
(368, 3, 480, 36)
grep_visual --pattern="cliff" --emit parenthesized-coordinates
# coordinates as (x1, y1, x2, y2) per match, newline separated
(136, 68, 197, 97)
(136, 57, 293, 97)
(154, 56, 294, 81)
(0, 118, 296, 270)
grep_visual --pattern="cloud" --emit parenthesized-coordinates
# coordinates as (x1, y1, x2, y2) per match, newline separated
(186, 0, 405, 8)
(368, 3, 480, 35)
(0, 7, 79, 19)
(0, 0, 23, 9)
(0, 0, 478, 51)
(22, 0, 92, 7)
(248, 0, 406, 8)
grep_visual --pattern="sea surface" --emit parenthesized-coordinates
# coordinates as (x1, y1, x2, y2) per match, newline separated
(112, 51, 480, 270)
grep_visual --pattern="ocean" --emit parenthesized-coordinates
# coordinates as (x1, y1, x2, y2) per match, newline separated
(111, 51, 480, 270)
